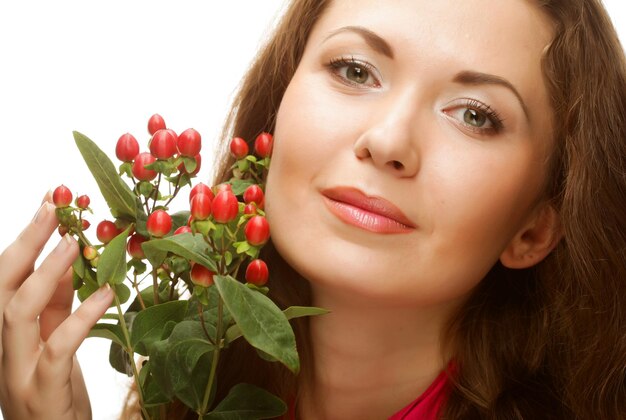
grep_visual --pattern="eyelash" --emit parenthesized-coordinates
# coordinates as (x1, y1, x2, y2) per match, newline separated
(327, 55, 380, 88)
(455, 98, 505, 135)
(325, 56, 506, 135)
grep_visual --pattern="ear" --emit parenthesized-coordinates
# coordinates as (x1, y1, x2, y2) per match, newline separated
(500, 204, 562, 269)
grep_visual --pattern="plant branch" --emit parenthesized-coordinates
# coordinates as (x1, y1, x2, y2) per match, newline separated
(114, 292, 152, 420)
(199, 296, 223, 417)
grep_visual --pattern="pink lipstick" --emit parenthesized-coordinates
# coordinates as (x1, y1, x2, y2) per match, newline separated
(321, 187, 415, 234)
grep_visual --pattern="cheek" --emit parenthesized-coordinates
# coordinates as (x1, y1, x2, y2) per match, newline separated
(426, 144, 543, 262)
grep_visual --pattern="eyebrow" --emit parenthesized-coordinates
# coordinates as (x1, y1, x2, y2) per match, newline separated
(323, 26, 530, 122)
(323, 26, 395, 59)
(453, 71, 530, 122)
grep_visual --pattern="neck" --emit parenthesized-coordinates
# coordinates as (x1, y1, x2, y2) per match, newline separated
(297, 284, 458, 420)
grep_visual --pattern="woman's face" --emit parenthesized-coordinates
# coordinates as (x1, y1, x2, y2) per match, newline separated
(265, 0, 554, 306)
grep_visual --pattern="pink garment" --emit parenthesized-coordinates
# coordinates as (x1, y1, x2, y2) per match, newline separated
(287, 364, 453, 419)
(387, 366, 451, 419)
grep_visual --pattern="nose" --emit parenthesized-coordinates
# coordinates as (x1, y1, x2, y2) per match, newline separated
(353, 89, 421, 178)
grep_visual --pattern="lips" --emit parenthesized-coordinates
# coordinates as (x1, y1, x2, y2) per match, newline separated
(321, 186, 416, 233)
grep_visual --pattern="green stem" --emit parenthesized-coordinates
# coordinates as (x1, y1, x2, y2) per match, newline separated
(152, 268, 159, 305)
(114, 293, 152, 420)
(199, 297, 223, 417)
(197, 301, 215, 345)
(162, 173, 182, 208)
(150, 173, 162, 213)
(131, 273, 146, 310)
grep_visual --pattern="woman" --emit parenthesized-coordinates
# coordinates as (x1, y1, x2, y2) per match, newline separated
(2, 0, 625, 419)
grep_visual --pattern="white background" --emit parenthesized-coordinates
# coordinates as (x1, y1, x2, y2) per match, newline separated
(0, 1, 624, 419)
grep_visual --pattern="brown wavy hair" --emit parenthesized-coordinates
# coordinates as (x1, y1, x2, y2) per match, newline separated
(121, 0, 626, 418)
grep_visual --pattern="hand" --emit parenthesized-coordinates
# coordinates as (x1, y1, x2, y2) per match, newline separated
(0, 194, 115, 420)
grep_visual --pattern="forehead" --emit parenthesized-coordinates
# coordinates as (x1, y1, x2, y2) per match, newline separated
(310, 0, 554, 88)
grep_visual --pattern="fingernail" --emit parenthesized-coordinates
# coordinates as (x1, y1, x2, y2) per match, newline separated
(41, 190, 53, 205)
(94, 283, 112, 300)
(33, 202, 51, 224)
(53, 234, 73, 253)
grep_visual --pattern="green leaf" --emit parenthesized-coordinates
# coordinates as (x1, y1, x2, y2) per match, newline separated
(128, 258, 147, 275)
(109, 340, 133, 376)
(97, 227, 131, 286)
(167, 338, 213, 393)
(142, 233, 217, 272)
(135, 201, 149, 237)
(118, 161, 133, 178)
(138, 181, 154, 197)
(142, 363, 172, 406)
(173, 348, 214, 411)
(236, 158, 250, 172)
(72, 271, 84, 290)
(283, 306, 331, 320)
(213, 224, 224, 240)
(225, 305, 327, 345)
(87, 323, 125, 347)
(204, 383, 286, 420)
(234, 241, 250, 254)
(224, 251, 232, 266)
(172, 210, 191, 230)
(113, 282, 131, 304)
(130, 300, 189, 355)
(148, 320, 216, 405)
(182, 156, 197, 173)
(72, 254, 86, 278)
(76, 269, 99, 302)
(245, 246, 260, 259)
(230, 178, 255, 196)
(214, 275, 299, 373)
(73, 131, 137, 220)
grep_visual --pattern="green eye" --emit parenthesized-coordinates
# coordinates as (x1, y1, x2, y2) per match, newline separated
(463, 108, 487, 127)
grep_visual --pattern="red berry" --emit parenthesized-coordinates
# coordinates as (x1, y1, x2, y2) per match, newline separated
(53, 185, 73, 208)
(190, 193, 212, 221)
(245, 259, 269, 286)
(57, 225, 69, 236)
(244, 203, 257, 215)
(150, 129, 178, 160)
(147, 210, 172, 238)
(245, 215, 270, 246)
(190, 182, 214, 203)
(127, 234, 147, 259)
(148, 114, 166, 135)
(174, 226, 192, 235)
(243, 185, 264, 208)
(229, 137, 249, 159)
(190, 264, 214, 287)
(177, 128, 202, 157)
(97, 220, 119, 244)
(83, 246, 98, 261)
(81, 219, 91, 230)
(132, 152, 157, 181)
(254, 132, 273, 158)
(115, 133, 140, 162)
(75, 194, 90, 209)
(211, 191, 239, 223)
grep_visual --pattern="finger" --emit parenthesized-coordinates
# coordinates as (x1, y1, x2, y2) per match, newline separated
(2, 235, 78, 382)
(70, 356, 93, 418)
(0, 201, 58, 297)
(36, 284, 114, 392)
(39, 266, 74, 342)
(41, 190, 53, 205)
